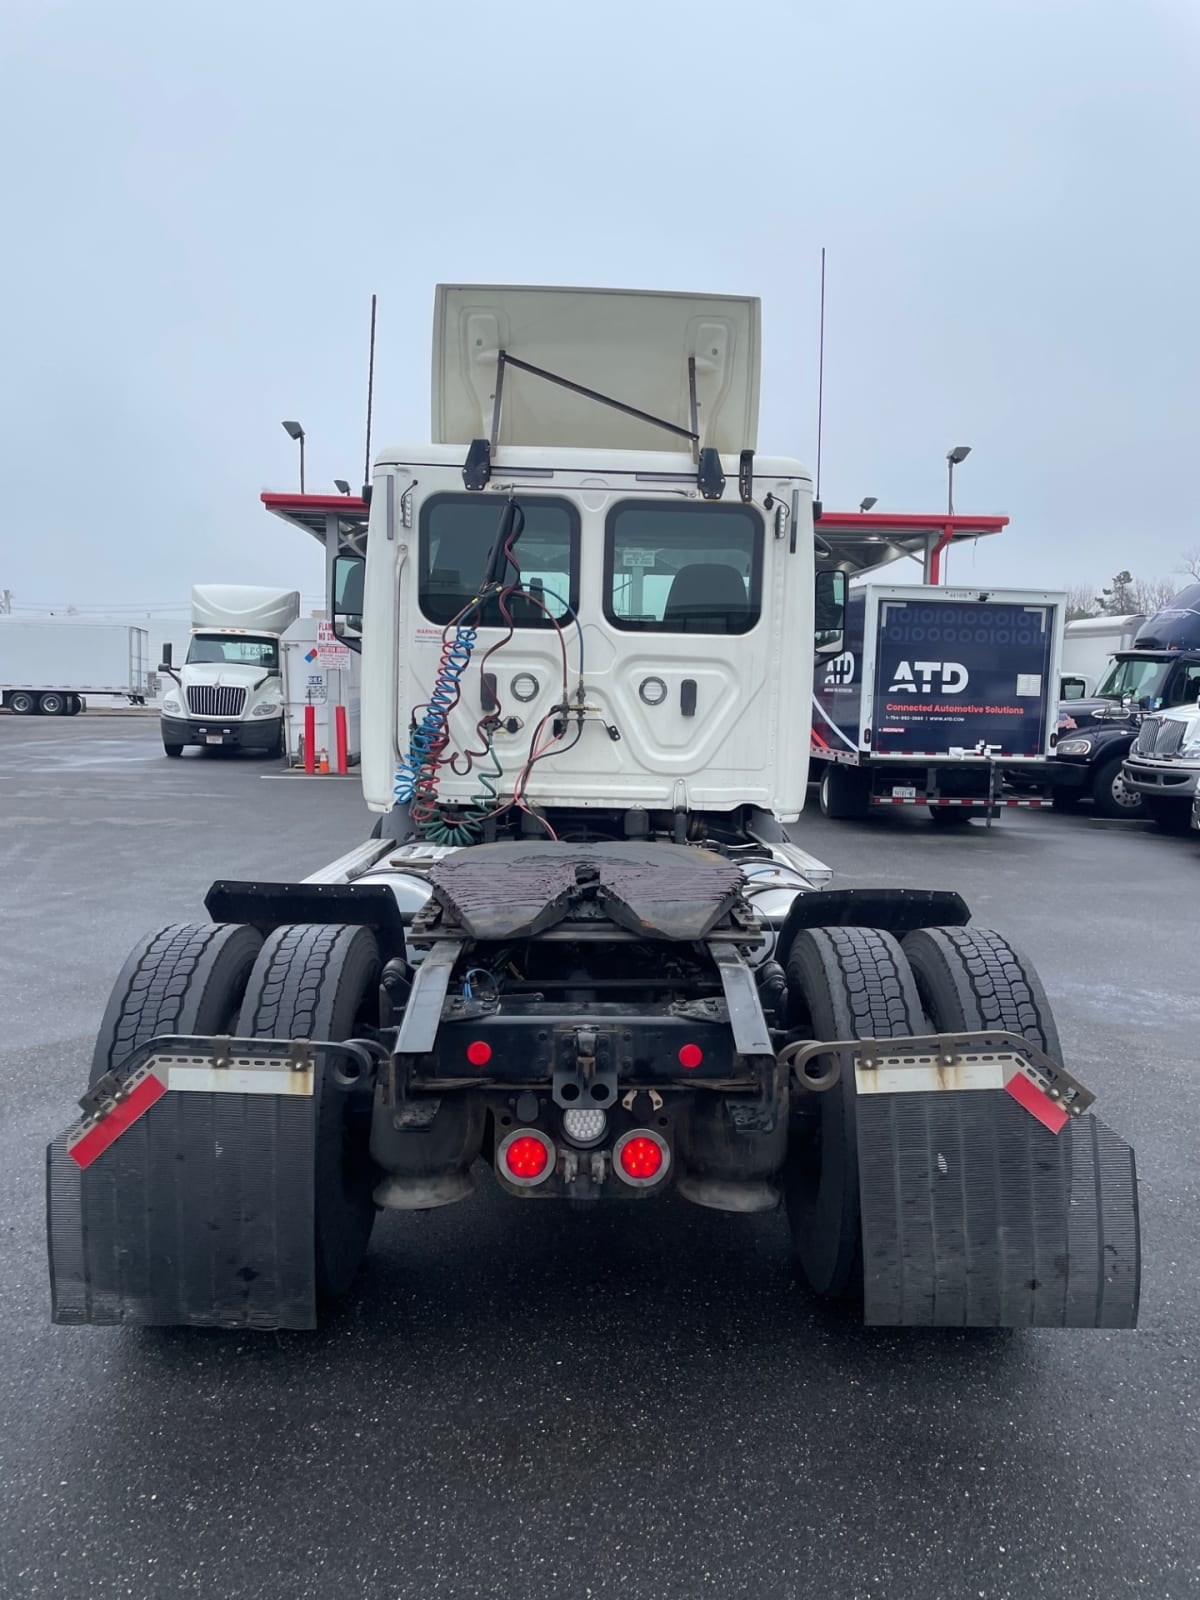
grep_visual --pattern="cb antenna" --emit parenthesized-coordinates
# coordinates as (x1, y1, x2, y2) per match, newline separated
(362, 292, 377, 492)
(815, 246, 826, 504)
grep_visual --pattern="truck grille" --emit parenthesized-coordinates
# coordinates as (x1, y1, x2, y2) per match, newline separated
(1134, 716, 1186, 756)
(186, 685, 246, 718)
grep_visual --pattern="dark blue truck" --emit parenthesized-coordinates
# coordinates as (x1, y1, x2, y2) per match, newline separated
(811, 584, 1066, 823)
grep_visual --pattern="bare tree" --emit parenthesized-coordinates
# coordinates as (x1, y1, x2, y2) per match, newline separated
(1064, 583, 1102, 620)
(1130, 576, 1178, 614)
(1178, 548, 1200, 583)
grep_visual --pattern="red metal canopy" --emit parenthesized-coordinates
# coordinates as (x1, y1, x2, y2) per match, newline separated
(814, 511, 1008, 583)
(260, 492, 1007, 585)
(261, 492, 369, 544)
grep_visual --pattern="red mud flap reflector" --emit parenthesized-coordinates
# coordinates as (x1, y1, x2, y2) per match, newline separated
(1005, 1068, 1069, 1133)
(47, 1059, 319, 1330)
(68, 1071, 166, 1168)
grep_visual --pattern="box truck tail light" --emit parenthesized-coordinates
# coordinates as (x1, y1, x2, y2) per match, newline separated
(466, 1039, 492, 1066)
(678, 1043, 703, 1069)
(498, 1129, 554, 1186)
(614, 1130, 670, 1186)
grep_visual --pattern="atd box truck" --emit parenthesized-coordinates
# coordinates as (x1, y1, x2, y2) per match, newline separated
(46, 285, 1137, 1334)
(811, 584, 1065, 822)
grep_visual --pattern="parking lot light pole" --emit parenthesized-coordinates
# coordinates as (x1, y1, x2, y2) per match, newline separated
(946, 444, 971, 515)
(282, 420, 306, 493)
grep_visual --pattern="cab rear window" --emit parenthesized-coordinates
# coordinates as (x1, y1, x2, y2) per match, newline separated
(419, 495, 580, 627)
(604, 502, 762, 634)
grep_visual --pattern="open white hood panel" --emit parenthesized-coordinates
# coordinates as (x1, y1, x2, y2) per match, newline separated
(432, 285, 760, 454)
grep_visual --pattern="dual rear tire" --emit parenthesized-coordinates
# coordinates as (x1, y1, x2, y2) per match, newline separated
(783, 923, 1061, 1302)
(90, 920, 382, 1302)
(7, 691, 78, 715)
(238, 925, 380, 1297)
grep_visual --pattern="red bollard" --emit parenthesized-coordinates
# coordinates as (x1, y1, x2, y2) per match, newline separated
(304, 704, 316, 774)
(334, 704, 348, 775)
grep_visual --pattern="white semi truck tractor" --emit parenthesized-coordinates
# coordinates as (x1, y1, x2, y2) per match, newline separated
(47, 286, 1140, 1332)
(158, 584, 299, 757)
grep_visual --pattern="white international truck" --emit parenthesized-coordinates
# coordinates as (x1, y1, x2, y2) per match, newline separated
(0, 617, 149, 715)
(157, 584, 300, 757)
(47, 285, 1139, 1334)
(1119, 584, 1200, 831)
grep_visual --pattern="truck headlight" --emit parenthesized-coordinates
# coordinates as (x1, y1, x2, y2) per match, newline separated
(1056, 738, 1092, 756)
(1181, 738, 1200, 759)
(161, 694, 182, 715)
(251, 701, 282, 718)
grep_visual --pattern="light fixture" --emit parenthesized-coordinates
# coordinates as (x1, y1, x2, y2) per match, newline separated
(562, 1109, 607, 1146)
(281, 420, 306, 493)
(946, 444, 972, 517)
(859, 496, 877, 513)
(334, 478, 352, 495)
(613, 1129, 670, 1186)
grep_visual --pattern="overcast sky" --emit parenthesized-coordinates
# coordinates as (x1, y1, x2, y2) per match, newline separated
(3, 0, 1198, 616)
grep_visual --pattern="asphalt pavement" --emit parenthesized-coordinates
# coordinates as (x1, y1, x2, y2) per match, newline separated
(1, 717, 1197, 1600)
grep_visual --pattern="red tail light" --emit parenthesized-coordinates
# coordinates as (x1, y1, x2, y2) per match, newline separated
(498, 1129, 554, 1187)
(466, 1039, 492, 1066)
(678, 1042, 703, 1069)
(613, 1128, 670, 1187)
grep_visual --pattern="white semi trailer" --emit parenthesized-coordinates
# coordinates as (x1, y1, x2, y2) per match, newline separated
(47, 285, 1140, 1333)
(157, 584, 299, 757)
(0, 618, 149, 714)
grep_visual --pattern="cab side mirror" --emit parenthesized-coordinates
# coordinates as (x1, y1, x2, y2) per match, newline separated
(333, 554, 365, 650)
(814, 569, 846, 656)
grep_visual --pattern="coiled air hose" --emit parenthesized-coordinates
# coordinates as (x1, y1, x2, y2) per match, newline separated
(394, 622, 478, 812)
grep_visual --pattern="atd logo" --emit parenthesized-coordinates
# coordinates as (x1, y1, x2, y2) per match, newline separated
(887, 660, 969, 694)
(824, 651, 856, 686)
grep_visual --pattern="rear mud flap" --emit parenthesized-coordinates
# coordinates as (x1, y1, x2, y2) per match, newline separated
(47, 1088, 318, 1330)
(857, 1092, 1140, 1328)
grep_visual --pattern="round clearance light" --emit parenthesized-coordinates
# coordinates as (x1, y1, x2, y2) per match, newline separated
(511, 672, 540, 703)
(638, 676, 668, 707)
(562, 1108, 607, 1147)
(466, 1039, 492, 1067)
(678, 1043, 704, 1070)
(499, 1129, 554, 1186)
(613, 1128, 670, 1187)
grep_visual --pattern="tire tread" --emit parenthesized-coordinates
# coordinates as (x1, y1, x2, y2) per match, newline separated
(91, 923, 262, 1086)
(902, 925, 1061, 1061)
